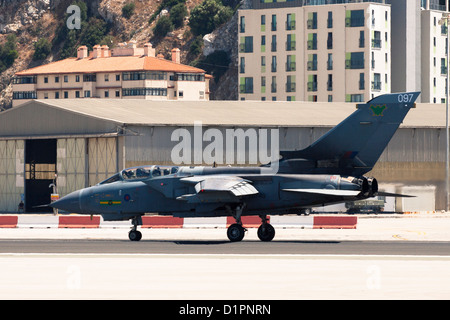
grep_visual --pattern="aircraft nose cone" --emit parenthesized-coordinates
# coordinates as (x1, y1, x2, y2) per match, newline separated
(50, 190, 81, 213)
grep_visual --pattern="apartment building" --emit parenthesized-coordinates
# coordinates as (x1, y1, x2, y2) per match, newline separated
(12, 42, 210, 107)
(238, 0, 391, 102)
(420, 0, 450, 103)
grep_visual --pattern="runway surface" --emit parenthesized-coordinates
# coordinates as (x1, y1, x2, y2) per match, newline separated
(2, 238, 450, 256)
(2, 215, 450, 300)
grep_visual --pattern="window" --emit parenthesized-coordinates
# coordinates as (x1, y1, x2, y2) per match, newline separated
(64, 75, 68, 83)
(83, 74, 96, 82)
(307, 33, 317, 50)
(307, 75, 317, 92)
(105, 74, 109, 82)
(307, 12, 317, 29)
(286, 34, 296, 51)
(240, 57, 245, 74)
(240, 36, 253, 53)
(240, 16, 245, 33)
(75, 75, 80, 82)
(307, 54, 317, 71)
(271, 76, 276, 93)
(44, 77, 48, 83)
(372, 31, 381, 48)
(359, 73, 365, 90)
(286, 13, 295, 30)
(327, 74, 333, 91)
(327, 53, 333, 70)
(286, 55, 296, 72)
(359, 31, 365, 48)
(55, 92, 59, 99)
(372, 73, 381, 91)
(105, 90, 109, 98)
(116, 74, 120, 81)
(122, 88, 168, 96)
(271, 35, 277, 52)
(286, 75, 295, 93)
(346, 10, 365, 27)
(75, 91, 80, 98)
(261, 15, 266, 31)
(115, 90, 120, 97)
(64, 91, 68, 98)
(327, 11, 333, 28)
(84, 90, 91, 98)
(327, 32, 333, 49)
(271, 56, 277, 72)
(13, 91, 37, 99)
(271, 15, 276, 31)
(55, 76, 59, 83)
(239, 77, 253, 94)
(346, 52, 365, 69)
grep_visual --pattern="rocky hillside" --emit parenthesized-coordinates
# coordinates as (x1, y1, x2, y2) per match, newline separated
(0, 0, 243, 110)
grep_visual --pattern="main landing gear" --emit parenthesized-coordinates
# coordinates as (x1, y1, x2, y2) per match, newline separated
(226, 206, 275, 242)
(129, 216, 142, 241)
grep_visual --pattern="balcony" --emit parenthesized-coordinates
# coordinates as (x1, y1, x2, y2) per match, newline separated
(307, 61, 317, 71)
(286, 41, 296, 51)
(286, 82, 296, 93)
(286, 62, 296, 72)
(307, 81, 317, 92)
(371, 81, 382, 91)
(346, 59, 365, 70)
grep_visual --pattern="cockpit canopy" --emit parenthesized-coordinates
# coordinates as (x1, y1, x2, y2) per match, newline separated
(98, 165, 179, 185)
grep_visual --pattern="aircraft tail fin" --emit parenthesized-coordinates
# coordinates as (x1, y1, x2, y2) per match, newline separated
(280, 92, 420, 176)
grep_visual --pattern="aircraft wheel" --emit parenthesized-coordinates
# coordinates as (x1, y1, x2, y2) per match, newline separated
(227, 224, 245, 242)
(257, 223, 275, 242)
(129, 230, 142, 241)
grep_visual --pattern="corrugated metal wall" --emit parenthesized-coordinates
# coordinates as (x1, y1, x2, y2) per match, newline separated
(0, 140, 24, 212)
(56, 138, 86, 198)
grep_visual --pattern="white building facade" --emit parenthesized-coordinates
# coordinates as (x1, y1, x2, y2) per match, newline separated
(238, 0, 391, 102)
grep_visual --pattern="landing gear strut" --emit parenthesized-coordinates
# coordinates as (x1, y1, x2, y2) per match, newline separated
(257, 215, 275, 242)
(129, 216, 142, 241)
(226, 204, 247, 242)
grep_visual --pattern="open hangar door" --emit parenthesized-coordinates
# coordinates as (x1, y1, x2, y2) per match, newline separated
(0, 140, 25, 213)
(25, 139, 56, 213)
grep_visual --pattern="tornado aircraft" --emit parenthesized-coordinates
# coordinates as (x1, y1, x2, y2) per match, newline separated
(51, 92, 420, 242)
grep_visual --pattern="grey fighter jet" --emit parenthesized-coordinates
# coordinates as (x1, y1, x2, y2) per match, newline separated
(51, 92, 420, 242)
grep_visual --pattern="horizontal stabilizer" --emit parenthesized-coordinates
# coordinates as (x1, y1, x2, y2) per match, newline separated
(377, 191, 415, 198)
(282, 189, 361, 197)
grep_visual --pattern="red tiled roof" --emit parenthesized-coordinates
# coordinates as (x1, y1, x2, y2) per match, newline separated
(15, 55, 206, 76)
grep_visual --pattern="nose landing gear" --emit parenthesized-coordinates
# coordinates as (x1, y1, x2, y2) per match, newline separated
(129, 216, 142, 241)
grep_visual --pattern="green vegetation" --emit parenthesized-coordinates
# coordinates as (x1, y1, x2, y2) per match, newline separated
(169, 3, 187, 29)
(153, 15, 174, 38)
(33, 38, 52, 61)
(122, 2, 136, 19)
(0, 34, 18, 73)
(53, 1, 110, 59)
(189, 0, 233, 36)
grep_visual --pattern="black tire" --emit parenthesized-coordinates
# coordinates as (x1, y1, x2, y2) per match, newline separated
(257, 223, 275, 242)
(227, 223, 245, 242)
(129, 230, 142, 241)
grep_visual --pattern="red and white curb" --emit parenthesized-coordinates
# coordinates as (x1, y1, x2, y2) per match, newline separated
(0, 214, 357, 229)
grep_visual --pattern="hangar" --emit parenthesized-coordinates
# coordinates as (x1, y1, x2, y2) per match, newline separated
(0, 99, 446, 212)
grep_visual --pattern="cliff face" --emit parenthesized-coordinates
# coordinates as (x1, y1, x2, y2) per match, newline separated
(0, 0, 240, 110)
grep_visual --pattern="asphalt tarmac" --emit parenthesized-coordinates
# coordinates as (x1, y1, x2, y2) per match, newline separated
(1, 214, 450, 300)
